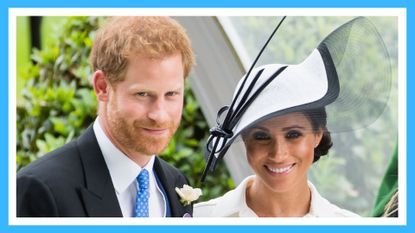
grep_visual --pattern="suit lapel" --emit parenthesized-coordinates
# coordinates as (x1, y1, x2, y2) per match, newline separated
(154, 157, 191, 217)
(77, 126, 123, 217)
(75, 126, 190, 217)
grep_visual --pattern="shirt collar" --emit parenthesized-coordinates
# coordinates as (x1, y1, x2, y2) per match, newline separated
(211, 175, 258, 217)
(93, 118, 155, 194)
(208, 175, 354, 217)
(210, 176, 332, 217)
(305, 180, 333, 217)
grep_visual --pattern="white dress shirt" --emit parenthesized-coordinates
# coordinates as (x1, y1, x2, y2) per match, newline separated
(93, 118, 167, 217)
(194, 175, 360, 217)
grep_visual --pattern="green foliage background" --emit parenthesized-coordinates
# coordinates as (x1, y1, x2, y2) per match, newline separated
(16, 16, 234, 202)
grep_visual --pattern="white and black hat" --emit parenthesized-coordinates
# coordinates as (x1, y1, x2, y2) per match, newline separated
(201, 17, 391, 181)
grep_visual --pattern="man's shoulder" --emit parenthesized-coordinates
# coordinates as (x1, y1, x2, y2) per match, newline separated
(17, 139, 82, 182)
(17, 126, 97, 180)
(155, 157, 185, 177)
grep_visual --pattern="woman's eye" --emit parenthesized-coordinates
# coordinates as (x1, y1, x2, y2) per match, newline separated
(252, 131, 270, 140)
(285, 130, 302, 139)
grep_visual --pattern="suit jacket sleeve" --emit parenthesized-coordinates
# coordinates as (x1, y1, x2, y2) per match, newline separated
(16, 126, 124, 217)
(17, 173, 59, 217)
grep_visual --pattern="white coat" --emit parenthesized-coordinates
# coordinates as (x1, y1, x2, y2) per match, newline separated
(194, 175, 359, 217)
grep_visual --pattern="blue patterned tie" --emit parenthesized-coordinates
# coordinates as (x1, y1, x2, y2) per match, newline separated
(134, 169, 150, 217)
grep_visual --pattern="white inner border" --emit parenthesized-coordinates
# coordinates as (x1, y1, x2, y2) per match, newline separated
(9, 8, 407, 226)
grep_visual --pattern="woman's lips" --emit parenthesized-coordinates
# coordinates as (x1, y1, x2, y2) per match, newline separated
(265, 164, 295, 174)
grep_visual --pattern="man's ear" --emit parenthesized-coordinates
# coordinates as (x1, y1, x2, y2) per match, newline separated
(92, 70, 110, 102)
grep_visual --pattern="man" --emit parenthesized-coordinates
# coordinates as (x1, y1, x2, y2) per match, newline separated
(17, 17, 195, 217)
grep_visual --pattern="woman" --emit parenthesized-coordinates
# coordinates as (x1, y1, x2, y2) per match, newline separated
(195, 17, 391, 217)
(195, 109, 357, 217)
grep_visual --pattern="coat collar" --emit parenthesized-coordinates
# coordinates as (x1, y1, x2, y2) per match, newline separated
(76, 125, 191, 217)
(209, 175, 257, 217)
(77, 126, 123, 217)
(196, 176, 358, 217)
(153, 157, 193, 217)
(305, 181, 359, 217)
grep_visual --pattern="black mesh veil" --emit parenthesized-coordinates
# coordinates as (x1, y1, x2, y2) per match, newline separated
(319, 17, 391, 133)
(200, 17, 392, 182)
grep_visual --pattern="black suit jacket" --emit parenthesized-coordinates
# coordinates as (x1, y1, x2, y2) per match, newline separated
(17, 126, 192, 217)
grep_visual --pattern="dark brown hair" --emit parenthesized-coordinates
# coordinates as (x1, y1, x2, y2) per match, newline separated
(302, 108, 333, 162)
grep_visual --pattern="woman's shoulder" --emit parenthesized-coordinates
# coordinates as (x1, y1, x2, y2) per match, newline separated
(194, 176, 256, 217)
(193, 195, 224, 217)
(193, 187, 242, 217)
(307, 181, 360, 217)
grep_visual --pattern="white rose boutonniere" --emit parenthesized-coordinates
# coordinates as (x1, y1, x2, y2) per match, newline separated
(175, 184, 202, 206)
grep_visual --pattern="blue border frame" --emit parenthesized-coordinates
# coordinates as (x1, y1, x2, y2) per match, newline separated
(2, 0, 412, 233)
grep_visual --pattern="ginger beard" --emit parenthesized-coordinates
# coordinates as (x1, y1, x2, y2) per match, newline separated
(106, 94, 181, 156)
